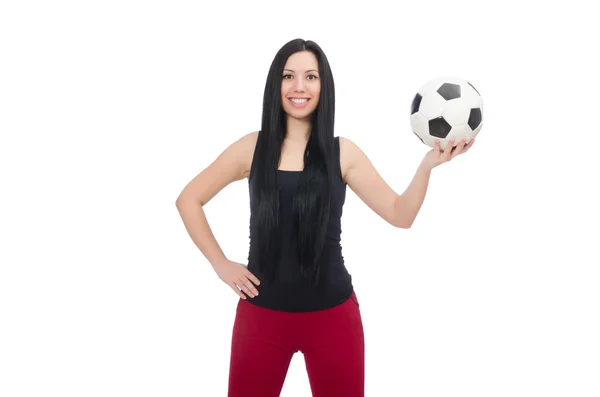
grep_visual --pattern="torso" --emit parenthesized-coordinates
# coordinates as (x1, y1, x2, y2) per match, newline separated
(245, 131, 354, 312)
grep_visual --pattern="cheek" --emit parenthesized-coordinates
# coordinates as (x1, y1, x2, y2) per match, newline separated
(312, 85, 321, 100)
(312, 90, 320, 107)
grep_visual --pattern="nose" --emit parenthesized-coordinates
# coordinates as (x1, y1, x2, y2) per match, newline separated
(293, 77, 306, 92)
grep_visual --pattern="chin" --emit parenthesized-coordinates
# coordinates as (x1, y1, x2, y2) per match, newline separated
(290, 113, 313, 121)
(284, 107, 316, 120)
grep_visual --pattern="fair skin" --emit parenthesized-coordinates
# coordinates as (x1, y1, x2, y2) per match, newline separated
(175, 50, 474, 300)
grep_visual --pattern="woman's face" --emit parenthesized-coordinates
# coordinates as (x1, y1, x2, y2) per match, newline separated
(281, 51, 321, 121)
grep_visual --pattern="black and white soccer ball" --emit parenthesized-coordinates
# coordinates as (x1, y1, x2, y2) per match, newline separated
(410, 76, 483, 150)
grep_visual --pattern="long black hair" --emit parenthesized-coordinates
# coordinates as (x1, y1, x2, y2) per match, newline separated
(248, 38, 336, 288)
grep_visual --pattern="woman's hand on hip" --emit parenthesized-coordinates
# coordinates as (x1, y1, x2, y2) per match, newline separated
(213, 260, 260, 299)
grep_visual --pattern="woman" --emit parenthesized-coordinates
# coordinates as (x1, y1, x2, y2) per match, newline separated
(176, 38, 474, 397)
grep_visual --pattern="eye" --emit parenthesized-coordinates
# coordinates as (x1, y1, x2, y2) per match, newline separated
(282, 74, 293, 79)
(307, 75, 318, 80)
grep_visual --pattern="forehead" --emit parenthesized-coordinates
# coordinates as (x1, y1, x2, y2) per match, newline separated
(284, 51, 319, 72)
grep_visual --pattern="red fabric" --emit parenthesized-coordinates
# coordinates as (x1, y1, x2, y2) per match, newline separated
(227, 290, 365, 396)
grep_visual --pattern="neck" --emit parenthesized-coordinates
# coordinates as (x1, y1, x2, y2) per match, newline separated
(285, 116, 311, 142)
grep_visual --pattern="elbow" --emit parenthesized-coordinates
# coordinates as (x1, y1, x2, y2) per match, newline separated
(391, 197, 416, 229)
(175, 193, 185, 208)
(395, 220, 412, 229)
(390, 208, 413, 229)
(176, 192, 204, 209)
(391, 213, 414, 229)
(391, 196, 412, 229)
(390, 216, 412, 229)
(175, 193, 192, 208)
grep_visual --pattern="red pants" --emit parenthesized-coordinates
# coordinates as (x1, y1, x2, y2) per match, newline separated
(227, 290, 365, 396)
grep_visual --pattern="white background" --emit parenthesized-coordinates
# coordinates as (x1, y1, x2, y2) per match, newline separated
(1, 0, 599, 396)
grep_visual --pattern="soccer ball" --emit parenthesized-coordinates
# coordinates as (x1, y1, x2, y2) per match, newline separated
(410, 76, 483, 150)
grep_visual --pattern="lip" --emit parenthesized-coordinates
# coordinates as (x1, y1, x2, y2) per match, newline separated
(287, 97, 311, 108)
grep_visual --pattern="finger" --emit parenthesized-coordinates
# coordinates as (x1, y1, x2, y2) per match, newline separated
(443, 139, 455, 161)
(451, 138, 467, 158)
(243, 279, 258, 298)
(242, 276, 258, 298)
(236, 277, 257, 298)
(463, 138, 475, 152)
(434, 140, 441, 155)
(229, 281, 246, 299)
(234, 278, 252, 298)
(245, 271, 261, 287)
(239, 276, 259, 297)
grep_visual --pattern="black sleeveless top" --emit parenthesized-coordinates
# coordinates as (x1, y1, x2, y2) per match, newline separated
(246, 136, 354, 312)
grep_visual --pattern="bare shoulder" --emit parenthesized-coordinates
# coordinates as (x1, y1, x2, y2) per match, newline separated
(176, 131, 258, 206)
(338, 136, 365, 181)
(211, 129, 258, 179)
(237, 130, 259, 179)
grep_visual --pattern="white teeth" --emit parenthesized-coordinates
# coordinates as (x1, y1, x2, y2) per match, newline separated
(290, 98, 308, 104)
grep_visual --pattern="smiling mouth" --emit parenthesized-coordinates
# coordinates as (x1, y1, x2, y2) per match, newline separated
(288, 98, 309, 105)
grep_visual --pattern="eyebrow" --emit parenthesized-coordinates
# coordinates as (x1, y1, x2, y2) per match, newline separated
(283, 69, 319, 73)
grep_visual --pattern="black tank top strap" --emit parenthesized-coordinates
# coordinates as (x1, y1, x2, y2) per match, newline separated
(333, 136, 344, 183)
